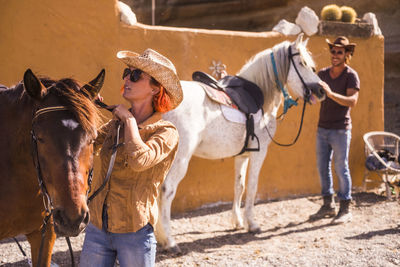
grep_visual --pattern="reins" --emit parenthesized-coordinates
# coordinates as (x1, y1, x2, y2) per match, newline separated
(87, 101, 121, 203)
(265, 46, 312, 147)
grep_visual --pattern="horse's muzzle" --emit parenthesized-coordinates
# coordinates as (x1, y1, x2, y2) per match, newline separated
(53, 208, 90, 237)
(306, 82, 326, 102)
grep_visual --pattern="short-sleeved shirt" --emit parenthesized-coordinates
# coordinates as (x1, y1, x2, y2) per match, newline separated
(317, 66, 360, 130)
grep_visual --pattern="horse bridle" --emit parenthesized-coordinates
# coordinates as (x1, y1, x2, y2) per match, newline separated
(31, 102, 116, 211)
(29, 101, 117, 267)
(288, 46, 313, 103)
(265, 45, 313, 147)
(31, 106, 95, 219)
(30, 105, 93, 267)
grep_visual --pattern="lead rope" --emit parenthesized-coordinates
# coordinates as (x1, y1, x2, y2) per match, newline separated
(37, 212, 53, 267)
(66, 236, 75, 266)
(12, 237, 31, 266)
(263, 99, 307, 147)
(87, 122, 121, 203)
(87, 100, 120, 203)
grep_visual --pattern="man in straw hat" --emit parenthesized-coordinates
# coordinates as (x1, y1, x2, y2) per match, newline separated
(309, 36, 360, 224)
(80, 48, 182, 267)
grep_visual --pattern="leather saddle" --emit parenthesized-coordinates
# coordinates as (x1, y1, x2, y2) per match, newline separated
(192, 71, 264, 154)
(192, 71, 264, 114)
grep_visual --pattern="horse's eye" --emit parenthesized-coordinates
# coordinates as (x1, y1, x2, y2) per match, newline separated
(36, 137, 45, 143)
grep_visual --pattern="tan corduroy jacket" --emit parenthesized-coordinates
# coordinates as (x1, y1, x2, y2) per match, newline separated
(89, 112, 178, 233)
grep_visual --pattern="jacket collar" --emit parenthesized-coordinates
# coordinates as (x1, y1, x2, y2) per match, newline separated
(138, 112, 162, 129)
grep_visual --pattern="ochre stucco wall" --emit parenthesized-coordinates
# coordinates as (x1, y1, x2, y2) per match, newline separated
(0, 0, 384, 213)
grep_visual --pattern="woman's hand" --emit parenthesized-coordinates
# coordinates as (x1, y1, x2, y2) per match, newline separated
(112, 104, 135, 122)
(94, 93, 104, 102)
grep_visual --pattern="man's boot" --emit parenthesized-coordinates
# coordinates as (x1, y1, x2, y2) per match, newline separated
(331, 199, 352, 224)
(309, 195, 336, 221)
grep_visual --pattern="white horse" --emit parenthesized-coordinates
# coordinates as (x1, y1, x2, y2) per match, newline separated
(158, 34, 325, 253)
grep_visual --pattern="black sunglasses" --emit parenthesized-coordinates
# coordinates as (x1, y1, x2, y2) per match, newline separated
(330, 49, 344, 55)
(122, 68, 143, 82)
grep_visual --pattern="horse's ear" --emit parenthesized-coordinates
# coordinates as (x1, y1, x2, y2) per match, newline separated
(81, 69, 105, 99)
(23, 69, 47, 100)
(295, 33, 304, 47)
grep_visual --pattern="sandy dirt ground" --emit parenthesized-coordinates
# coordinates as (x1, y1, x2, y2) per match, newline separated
(1, 191, 399, 267)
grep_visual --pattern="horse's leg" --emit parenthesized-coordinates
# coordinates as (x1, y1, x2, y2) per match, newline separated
(157, 140, 197, 253)
(244, 152, 267, 234)
(26, 224, 56, 267)
(232, 154, 249, 229)
(244, 118, 273, 233)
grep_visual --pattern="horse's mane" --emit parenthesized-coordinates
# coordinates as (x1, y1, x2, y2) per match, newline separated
(237, 41, 291, 113)
(6, 78, 102, 138)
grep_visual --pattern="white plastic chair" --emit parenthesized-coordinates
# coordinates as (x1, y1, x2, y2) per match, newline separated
(363, 131, 400, 200)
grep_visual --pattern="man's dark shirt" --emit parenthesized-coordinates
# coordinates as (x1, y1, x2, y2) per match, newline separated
(317, 66, 360, 130)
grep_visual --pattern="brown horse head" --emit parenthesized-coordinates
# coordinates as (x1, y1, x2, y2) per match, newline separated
(24, 69, 105, 237)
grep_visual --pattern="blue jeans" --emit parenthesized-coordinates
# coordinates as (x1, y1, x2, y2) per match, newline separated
(80, 223, 156, 267)
(316, 127, 352, 200)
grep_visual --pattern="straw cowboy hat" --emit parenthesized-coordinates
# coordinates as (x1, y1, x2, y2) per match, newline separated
(326, 36, 356, 55)
(117, 48, 183, 109)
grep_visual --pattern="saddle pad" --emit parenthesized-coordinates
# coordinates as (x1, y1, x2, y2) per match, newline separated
(197, 82, 238, 109)
(221, 104, 262, 124)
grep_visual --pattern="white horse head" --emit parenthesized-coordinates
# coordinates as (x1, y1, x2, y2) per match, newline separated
(237, 33, 325, 115)
(287, 34, 325, 103)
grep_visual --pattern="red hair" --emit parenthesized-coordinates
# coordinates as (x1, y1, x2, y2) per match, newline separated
(120, 78, 172, 112)
(152, 85, 172, 113)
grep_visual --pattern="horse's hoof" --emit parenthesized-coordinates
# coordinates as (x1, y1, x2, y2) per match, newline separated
(248, 226, 261, 234)
(234, 222, 244, 230)
(235, 225, 244, 231)
(164, 245, 182, 255)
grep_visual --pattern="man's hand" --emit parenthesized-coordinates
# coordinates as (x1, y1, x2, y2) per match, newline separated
(319, 81, 332, 98)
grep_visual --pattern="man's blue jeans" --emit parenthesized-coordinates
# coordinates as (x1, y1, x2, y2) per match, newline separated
(80, 223, 156, 267)
(316, 127, 352, 200)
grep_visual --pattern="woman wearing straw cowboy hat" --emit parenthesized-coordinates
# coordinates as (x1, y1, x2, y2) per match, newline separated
(309, 36, 360, 225)
(80, 49, 182, 267)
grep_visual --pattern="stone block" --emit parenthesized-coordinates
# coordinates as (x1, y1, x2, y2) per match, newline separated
(363, 12, 382, 35)
(318, 20, 374, 38)
(118, 1, 137, 25)
(295, 6, 319, 36)
(272, 19, 301, 36)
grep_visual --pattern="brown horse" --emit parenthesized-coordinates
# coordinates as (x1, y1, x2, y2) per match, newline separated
(0, 69, 105, 266)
